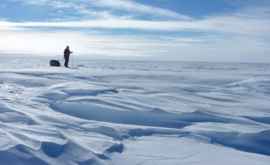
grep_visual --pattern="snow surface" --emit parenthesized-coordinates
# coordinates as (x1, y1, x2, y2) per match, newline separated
(0, 55, 270, 165)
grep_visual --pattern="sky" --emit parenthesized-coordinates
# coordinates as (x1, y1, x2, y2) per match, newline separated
(0, 0, 270, 62)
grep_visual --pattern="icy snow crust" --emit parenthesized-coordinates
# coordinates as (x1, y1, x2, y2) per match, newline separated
(0, 56, 270, 165)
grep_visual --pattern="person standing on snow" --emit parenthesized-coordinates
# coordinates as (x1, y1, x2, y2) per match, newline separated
(64, 46, 73, 68)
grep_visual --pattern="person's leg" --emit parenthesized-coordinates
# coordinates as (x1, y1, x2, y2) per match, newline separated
(64, 56, 67, 67)
(64, 55, 69, 67)
(65, 56, 69, 67)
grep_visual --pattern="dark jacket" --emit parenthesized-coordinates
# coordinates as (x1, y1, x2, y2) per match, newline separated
(64, 48, 71, 57)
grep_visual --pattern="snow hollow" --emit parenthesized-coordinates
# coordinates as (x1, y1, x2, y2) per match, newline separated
(0, 55, 270, 165)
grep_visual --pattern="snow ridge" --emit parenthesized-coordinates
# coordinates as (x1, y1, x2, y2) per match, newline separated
(0, 58, 270, 164)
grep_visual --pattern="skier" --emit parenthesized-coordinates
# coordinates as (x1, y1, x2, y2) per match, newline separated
(64, 46, 73, 68)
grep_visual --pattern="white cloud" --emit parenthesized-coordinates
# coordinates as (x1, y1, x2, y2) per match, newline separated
(12, 0, 190, 20)
(1, 28, 269, 62)
(0, 9, 269, 37)
(91, 0, 191, 20)
(7, 1, 268, 37)
(0, 30, 199, 57)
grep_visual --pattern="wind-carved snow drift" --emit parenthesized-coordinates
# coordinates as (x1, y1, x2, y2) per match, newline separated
(0, 56, 270, 165)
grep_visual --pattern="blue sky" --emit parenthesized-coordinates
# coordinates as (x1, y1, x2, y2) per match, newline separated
(0, 0, 269, 62)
